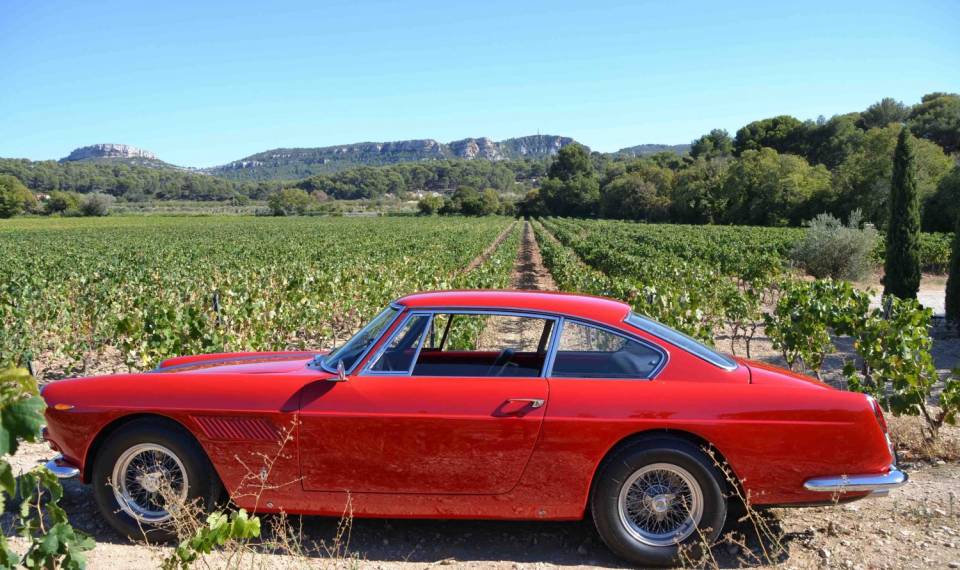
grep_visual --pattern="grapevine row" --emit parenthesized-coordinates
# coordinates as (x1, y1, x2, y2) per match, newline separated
(533, 217, 958, 437)
(0, 216, 520, 377)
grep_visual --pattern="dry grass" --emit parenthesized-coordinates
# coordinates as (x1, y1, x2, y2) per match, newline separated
(104, 418, 363, 569)
(888, 415, 960, 463)
(676, 447, 795, 568)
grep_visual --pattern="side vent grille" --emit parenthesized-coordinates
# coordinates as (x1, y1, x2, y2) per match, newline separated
(193, 416, 279, 441)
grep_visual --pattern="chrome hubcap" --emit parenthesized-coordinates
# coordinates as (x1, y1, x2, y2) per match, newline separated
(111, 443, 188, 524)
(618, 463, 704, 546)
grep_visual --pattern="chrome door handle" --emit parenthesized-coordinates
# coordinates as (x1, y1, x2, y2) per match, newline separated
(507, 398, 545, 409)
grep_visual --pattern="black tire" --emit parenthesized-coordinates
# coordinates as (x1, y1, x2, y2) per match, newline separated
(590, 438, 727, 567)
(92, 418, 220, 542)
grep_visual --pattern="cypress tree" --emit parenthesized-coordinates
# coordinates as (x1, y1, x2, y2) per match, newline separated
(946, 217, 960, 324)
(883, 128, 921, 299)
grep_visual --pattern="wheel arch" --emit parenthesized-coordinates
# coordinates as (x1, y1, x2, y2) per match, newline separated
(82, 412, 214, 485)
(587, 428, 745, 510)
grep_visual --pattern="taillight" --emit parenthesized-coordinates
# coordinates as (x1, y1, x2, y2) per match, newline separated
(866, 395, 888, 433)
(866, 395, 896, 463)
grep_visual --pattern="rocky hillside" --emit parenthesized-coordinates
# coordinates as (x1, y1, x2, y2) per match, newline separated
(205, 135, 580, 181)
(60, 144, 181, 169)
(52, 137, 691, 183)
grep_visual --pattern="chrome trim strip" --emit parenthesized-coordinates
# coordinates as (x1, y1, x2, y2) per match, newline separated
(803, 465, 908, 493)
(44, 455, 80, 479)
(507, 398, 545, 408)
(542, 316, 565, 378)
(408, 314, 433, 374)
(624, 312, 736, 371)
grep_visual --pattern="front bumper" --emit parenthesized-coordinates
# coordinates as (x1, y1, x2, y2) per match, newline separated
(44, 454, 80, 479)
(803, 464, 908, 495)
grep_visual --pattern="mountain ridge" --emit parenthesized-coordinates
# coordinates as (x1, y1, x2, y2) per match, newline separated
(56, 135, 692, 181)
(203, 135, 581, 180)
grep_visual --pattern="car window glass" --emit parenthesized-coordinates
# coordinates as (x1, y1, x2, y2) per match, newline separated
(414, 313, 553, 377)
(368, 315, 430, 373)
(626, 312, 736, 370)
(322, 306, 398, 372)
(551, 321, 663, 379)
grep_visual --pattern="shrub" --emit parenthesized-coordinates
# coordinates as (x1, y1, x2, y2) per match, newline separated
(844, 296, 959, 439)
(44, 191, 83, 215)
(80, 193, 114, 216)
(0, 174, 37, 218)
(764, 279, 870, 377)
(266, 188, 313, 216)
(790, 210, 878, 280)
(0, 368, 95, 568)
(417, 195, 444, 215)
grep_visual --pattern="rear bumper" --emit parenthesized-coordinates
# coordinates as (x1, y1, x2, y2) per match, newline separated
(803, 465, 908, 495)
(44, 455, 80, 479)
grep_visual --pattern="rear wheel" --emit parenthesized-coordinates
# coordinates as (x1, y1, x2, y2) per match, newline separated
(92, 419, 220, 542)
(591, 438, 727, 566)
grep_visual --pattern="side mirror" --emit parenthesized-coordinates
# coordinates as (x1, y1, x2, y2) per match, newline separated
(331, 360, 347, 382)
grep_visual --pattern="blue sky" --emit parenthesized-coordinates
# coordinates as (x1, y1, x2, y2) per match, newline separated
(1, 0, 957, 167)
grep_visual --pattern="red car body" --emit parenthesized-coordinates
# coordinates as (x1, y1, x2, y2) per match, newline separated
(42, 290, 902, 521)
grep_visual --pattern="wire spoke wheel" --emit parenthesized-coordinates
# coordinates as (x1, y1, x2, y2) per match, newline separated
(111, 443, 188, 524)
(617, 462, 704, 546)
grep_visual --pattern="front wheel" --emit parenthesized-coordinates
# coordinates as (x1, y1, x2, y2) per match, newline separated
(92, 419, 220, 542)
(591, 438, 727, 566)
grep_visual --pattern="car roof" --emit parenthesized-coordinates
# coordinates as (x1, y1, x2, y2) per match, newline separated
(395, 290, 632, 324)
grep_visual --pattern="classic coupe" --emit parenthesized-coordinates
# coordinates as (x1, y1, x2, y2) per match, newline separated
(40, 290, 906, 566)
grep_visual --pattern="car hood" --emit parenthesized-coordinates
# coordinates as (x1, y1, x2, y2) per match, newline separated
(737, 358, 833, 390)
(154, 351, 325, 375)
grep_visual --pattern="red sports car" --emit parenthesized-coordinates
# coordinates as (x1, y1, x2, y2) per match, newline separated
(41, 290, 906, 566)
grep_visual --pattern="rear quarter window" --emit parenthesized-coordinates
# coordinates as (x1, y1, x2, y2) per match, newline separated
(625, 312, 737, 370)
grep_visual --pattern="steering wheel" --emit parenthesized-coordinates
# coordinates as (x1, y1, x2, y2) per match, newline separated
(487, 348, 516, 377)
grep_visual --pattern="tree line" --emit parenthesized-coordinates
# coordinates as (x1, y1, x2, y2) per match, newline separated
(509, 93, 959, 232)
(1, 92, 957, 226)
(0, 158, 284, 203)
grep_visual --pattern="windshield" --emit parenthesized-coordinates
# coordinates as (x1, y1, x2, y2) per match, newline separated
(321, 306, 400, 373)
(625, 312, 737, 370)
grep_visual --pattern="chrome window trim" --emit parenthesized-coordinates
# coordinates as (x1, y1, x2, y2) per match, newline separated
(362, 312, 434, 376)
(541, 316, 565, 378)
(357, 308, 560, 379)
(544, 317, 669, 380)
(624, 312, 737, 371)
(310, 304, 404, 375)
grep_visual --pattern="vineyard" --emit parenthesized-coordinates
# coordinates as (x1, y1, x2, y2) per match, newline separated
(0, 216, 520, 377)
(0, 215, 956, 432)
(1, 215, 959, 568)
(533, 217, 958, 437)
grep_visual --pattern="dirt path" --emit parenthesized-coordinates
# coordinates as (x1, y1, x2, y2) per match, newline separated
(475, 221, 557, 356)
(849, 271, 950, 317)
(510, 221, 557, 292)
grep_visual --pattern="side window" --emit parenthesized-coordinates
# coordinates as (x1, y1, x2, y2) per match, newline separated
(550, 321, 663, 379)
(368, 315, 430, 373)
(413, 313, 554, 377)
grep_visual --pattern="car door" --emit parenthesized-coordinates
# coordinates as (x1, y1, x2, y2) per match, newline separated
(298, 311, 554, 495)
